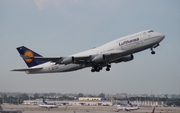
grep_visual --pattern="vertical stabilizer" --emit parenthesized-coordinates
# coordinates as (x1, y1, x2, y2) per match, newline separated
(126, 96, 133, 107)
(42, 98, 47, 104)
(17, 46, 49, 67)
(152, 107, 155, 113)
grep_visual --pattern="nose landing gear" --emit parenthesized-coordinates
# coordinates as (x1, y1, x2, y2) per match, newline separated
(151, 43, 160, 55)
(151, 48, 155, 55)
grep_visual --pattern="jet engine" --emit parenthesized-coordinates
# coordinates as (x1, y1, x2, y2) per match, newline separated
(122, 54, 134, 62)
(62, 57, 74, 65)
(115, 54, 134, 63)
(92, 54, 106, 63)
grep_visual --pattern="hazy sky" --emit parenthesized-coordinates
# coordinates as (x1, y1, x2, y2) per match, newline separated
(0, 0, 180, 94)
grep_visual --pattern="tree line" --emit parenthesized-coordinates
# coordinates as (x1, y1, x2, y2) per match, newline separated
(0, 93, 180, 106)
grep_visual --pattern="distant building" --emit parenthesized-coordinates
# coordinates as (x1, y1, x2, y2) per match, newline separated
(23, 100, 112, 106)
(78, 97, 102, 101)
(23, 99, 41, 105)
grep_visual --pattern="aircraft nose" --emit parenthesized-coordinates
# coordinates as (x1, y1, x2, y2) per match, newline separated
(160, 34, 165, 39)
(158, 33, 165, 41)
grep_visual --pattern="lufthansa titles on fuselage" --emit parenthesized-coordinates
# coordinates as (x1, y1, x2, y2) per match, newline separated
(119, 38, 139, 46)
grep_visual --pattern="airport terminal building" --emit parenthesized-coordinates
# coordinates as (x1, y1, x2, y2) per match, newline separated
(23, 97, 164, 107)
(23, 97, 110, 106)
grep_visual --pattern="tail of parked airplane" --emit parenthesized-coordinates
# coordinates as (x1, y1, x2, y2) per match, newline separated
(152, 107, 155, 113)
(17, 46, 49, 67)
(126, 96, 133, 107)
(42, 98, 48, 104)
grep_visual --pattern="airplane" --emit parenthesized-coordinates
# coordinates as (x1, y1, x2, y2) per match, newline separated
(12, 30, 165, 74)
(38, 98, 58, 110)
(116, 103, 140, 112)
(126, 96, 133, 107)
(115, 96, 134, 107)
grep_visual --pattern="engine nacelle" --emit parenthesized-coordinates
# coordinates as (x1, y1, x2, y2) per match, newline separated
(121, 54, 134, 62)
(92, 54, 106, 63)
(115, 54, 134, 63)
(62, 56, 74, 65)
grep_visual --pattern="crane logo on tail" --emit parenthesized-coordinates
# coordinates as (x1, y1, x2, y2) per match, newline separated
(23, 50, 34, 63)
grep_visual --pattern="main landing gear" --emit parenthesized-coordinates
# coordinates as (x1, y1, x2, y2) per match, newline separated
(91, 67, 101, 72)
(91, 64, 111, 72)
(106, 64, 111, 71)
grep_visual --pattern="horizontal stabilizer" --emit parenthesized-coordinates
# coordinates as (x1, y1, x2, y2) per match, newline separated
(17, 46, 50, 67)
(11, 67, 43, 71)
(20, 55, 63, 62)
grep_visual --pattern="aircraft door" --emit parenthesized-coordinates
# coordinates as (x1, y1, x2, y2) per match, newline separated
(50, 64, 59, 72)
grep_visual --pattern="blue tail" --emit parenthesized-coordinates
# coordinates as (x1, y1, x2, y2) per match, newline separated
(17, 46, 49, 67)
(42, 98, 48, 104)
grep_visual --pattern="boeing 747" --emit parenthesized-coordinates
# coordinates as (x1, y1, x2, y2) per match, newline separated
(38, 98, 58, 110)
(12, 30, 165, 74)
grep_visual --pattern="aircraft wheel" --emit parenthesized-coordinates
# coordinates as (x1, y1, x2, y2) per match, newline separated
(106, 68, 110, 71)
(91, 69, 95, 72)
(151, 51, 155, 55)
(150, 48, 155, 55)
(96, 69, 100, 72)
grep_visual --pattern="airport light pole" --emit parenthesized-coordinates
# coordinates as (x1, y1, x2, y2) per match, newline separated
(2, 93, 4, 105)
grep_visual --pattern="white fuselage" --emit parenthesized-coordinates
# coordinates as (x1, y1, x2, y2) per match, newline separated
(26, 30, 165, 74)
(38, 104, 58, 109)
(117, 106, 139, 111)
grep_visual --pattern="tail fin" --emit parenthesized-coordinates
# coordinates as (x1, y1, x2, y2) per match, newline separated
(152, 107, 155, 113)
(42, 98, 47, 104)
(126, 96, 133, 107)
(17, 46, 49, 67)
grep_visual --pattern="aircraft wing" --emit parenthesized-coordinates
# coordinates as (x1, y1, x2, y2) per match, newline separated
(27, 56, 91, 64)
(72, 56, 92, 63)
(21, 51, 122, 64)
(20, 55, 63, 62)
(11, 67, 43, 71)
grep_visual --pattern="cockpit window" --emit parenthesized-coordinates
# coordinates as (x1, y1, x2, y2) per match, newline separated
(148, 30, 154, 33)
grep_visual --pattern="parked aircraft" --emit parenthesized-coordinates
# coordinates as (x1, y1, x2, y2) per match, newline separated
(116, 103, 140, 112)
(38, 98, 58, 110)
(12, 30, 165, 74)
(126, 96, 133, 107)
